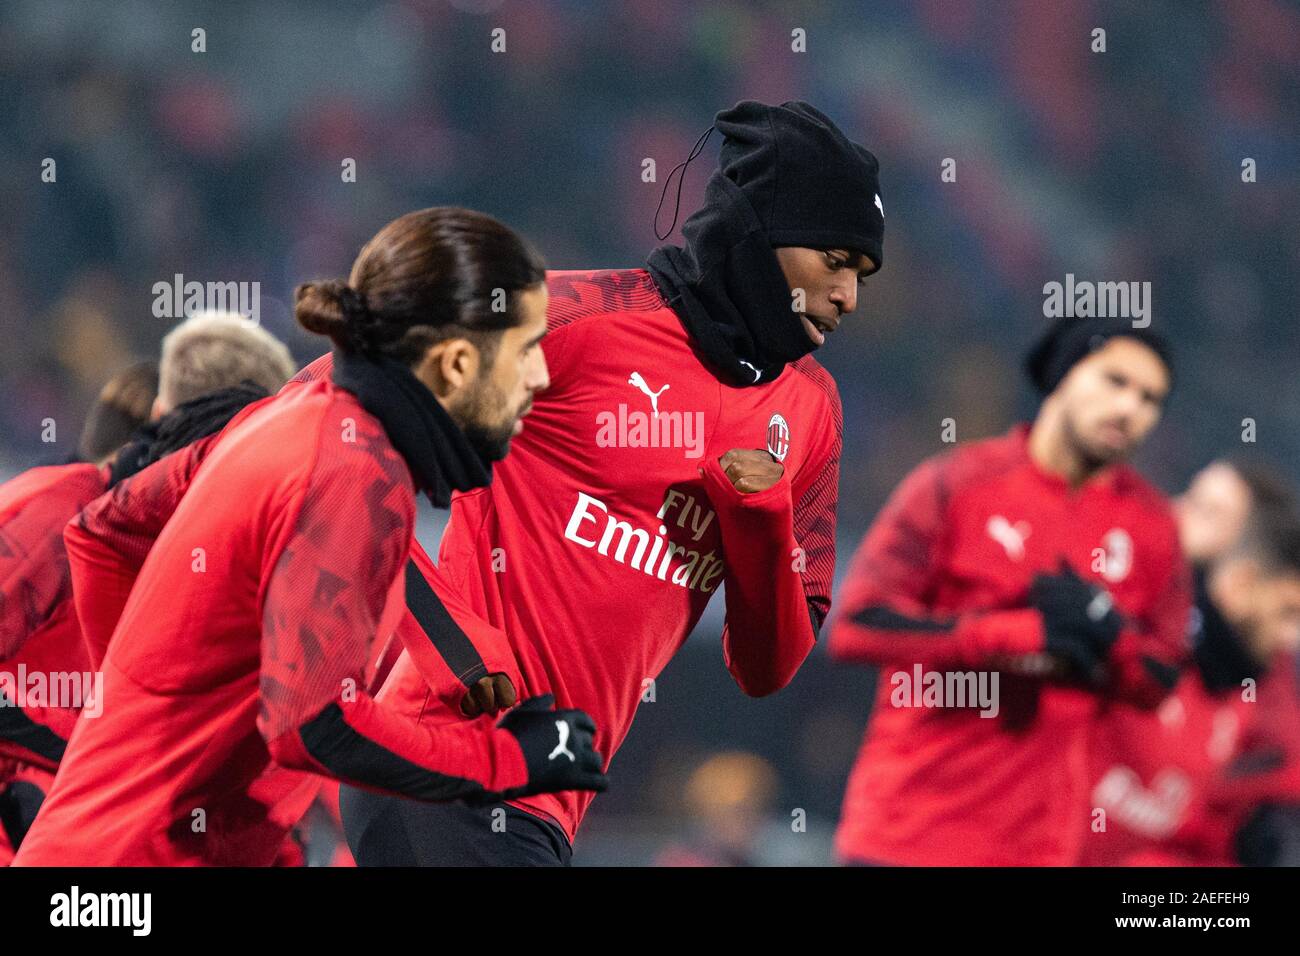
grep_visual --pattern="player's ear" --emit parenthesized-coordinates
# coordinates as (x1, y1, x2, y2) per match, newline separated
(415, 338, 480, 399)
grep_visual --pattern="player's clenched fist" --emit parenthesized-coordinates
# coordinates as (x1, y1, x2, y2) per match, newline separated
(716, 448, 784, 494)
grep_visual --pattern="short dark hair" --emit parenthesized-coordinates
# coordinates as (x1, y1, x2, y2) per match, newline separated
(78, 361, 160, 462)
(1229, 463, 1300, 577)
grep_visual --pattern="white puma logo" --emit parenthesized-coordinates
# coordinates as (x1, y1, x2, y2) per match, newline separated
(628, 371, 669, 417)
(548, 720, 576, 762)
(986, 515, 1031, 560)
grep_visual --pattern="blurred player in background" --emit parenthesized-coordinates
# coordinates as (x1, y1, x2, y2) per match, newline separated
(0, 314, 295, 862)
(829, 316, 1190, 866)
(342, 99, 884, 865)
(1085, 460, 1300, 865)
(14, 209, 605, 865)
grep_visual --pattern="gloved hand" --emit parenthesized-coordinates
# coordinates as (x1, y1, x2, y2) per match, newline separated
(1235, 803, 1300, 867)
(1028, 562, 1124, 683)
(495, 695, 607, 799)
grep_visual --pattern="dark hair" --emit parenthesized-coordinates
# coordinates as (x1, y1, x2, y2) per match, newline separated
(109, 382, 270, 487)
(79, 361, 160, 462)
(1223, 457, 1297, 517)
(294, 207, 546, 366)
(1220, 458, 1300, 576)
(1236, 498, 1300, 578)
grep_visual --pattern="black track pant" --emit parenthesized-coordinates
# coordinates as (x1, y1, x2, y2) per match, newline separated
(340, 786, 571, 866)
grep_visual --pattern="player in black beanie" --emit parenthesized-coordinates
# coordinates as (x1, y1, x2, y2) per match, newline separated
(1023, 316, 1174, 480)
(648, 100, 884, 386)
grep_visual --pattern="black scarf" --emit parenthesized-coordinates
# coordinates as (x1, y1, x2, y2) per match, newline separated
(647, 174, 814, 386)
(1191, 568, 1263, 693)
(331, 348, 491, 508)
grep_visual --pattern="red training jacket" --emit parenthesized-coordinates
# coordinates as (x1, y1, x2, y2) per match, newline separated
(377, 267, 841, 842)
(0, 462, 108, 773)
(829, 425, 1190, 866)
(14, 378, 531, 865)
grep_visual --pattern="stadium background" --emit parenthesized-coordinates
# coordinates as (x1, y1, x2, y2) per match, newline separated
(1, 0, 1296, 864)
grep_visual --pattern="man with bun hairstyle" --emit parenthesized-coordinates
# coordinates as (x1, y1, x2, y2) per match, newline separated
(342, 100, 884, 864)
(14, 208, 606, 866)
(829, 315, 1191, 866)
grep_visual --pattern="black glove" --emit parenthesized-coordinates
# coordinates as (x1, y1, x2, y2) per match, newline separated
(1235, 803, 1300, 867)
(1029, 562, 1124, 683)
(495, 694, 607, 799)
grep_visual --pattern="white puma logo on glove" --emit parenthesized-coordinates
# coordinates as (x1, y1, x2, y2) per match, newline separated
(548, 720, 576, 762)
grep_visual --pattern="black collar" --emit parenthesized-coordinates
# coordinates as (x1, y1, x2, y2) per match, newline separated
(331, 349, 491, 508)
(1191, 568, 1264, 693)
(647, 173, 816, 387)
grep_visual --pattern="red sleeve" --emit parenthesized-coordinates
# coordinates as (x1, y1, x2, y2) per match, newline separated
(702, 457, 814, 698)
(1103, 516, 1192, 708)
(64, 434, 218, 671)
(827, 456, 1045, 670)
(0, 469, 104, 661)
(701, 365, 844, 697)
(256, 430, 528, 801)
(396, 543, 523, 710)
(791, 381, 841, 632)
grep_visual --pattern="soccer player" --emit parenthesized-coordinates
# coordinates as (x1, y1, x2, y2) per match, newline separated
(0, 384, 270, 863)
(0, 316, 295, 860)
(0, 314, 294, 668)
(1085, 461, 1300, 865)
(0, 360, 158, 865)
(0, 360, 158, 666)
(14, 208, 606, 866)
(829, 316, 1190, 866)
(341, 99, 885, 865)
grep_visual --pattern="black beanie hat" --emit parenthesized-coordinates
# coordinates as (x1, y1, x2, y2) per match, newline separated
(1024, 316, 1175, 396)
(714, 100, 885, 272)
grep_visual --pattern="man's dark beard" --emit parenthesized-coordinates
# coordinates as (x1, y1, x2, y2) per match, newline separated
(452, 378, 515, 463)
(461, 419, 514, 463)
(1063, 412, 1123, 476)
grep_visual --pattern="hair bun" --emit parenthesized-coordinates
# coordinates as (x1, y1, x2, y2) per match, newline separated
(294, 280, 353, 344)
(335, 285, 370, 325)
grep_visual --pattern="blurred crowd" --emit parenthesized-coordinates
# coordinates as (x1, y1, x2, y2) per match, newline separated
(1, 0, 1297, 864)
